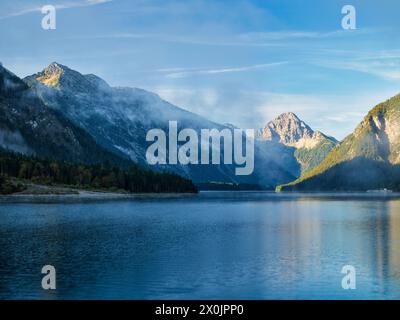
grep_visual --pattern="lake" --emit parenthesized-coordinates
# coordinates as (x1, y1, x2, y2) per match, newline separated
(1, 191, 400, 300)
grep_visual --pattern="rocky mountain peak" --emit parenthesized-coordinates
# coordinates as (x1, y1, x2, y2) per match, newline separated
(278, 93, 400, 191)
(44, 62, 66, 74)
(36, 62, 67, 87)
(257, 112, 335, 149)
(33, 62, 110, 92)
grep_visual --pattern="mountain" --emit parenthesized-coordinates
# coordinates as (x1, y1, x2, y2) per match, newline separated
(0, 63, 198, 193)
(256, 112, 337, 174)
(25, 62, 298, 188)
(0, 63, 132, 166)
(278, 94, 400, 191)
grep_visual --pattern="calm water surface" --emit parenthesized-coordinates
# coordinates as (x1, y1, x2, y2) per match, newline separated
(1, 191, 400, 300)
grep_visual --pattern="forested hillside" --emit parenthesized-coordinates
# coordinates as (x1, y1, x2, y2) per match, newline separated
(0, 149, 197, 194)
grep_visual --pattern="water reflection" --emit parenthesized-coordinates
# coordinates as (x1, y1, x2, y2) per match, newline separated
(1, 193, 400, 299)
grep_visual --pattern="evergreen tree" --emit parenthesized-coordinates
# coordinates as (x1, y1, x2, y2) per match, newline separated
(0, 149, 197, 194)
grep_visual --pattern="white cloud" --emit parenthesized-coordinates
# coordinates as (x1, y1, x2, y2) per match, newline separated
(68, 28, 369, 48)
(323, 60, 400, 81)
(322, 112, 366, 123)
(164, 62, 288, 79)
(311, 49, 400, 81)
(0, 0, 112, 20)
(70, 32, 291, 47)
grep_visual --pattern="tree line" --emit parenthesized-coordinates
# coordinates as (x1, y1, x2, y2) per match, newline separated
(0, 149, 197, 194)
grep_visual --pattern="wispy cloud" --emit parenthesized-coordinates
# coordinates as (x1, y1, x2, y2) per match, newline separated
(0, 0, 112, 20)
(68, 28, 368, 48)
(69, 32, 291, 47)
(163, 62, 288, 78)
(322, 112, 366, 123)
(237, 29, 364, 41)
(315, 58, 400, 81)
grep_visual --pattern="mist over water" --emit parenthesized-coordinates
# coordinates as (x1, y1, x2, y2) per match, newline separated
(1, 192, 400, 299)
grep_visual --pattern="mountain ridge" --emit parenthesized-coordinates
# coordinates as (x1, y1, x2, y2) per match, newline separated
(2, 62, 350, 189)
(256, 112, 337, 149)
(25, 62, 301, 188)
(257, 112, 338, 174)
(1, 63, 198, 194)
(278, 93, 400, 191)
(0, 63, 132, 166)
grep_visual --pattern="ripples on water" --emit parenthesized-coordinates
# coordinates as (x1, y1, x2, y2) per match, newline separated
(1, 191, 400, 299)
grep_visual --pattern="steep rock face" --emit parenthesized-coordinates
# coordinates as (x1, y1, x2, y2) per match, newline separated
(24, 63, 298, 188)
(279, 94, 400, 191)
(0, 63, 131, 166)
(258, 112, 318, 148)
(36, 63, 64, 87)
(257, 112, 337, 174)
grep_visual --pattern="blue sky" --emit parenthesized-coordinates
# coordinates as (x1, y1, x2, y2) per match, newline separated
(1, 0, 400, 139)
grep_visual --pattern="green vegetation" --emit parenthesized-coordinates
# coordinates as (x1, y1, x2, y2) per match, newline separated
(277, 157, 400, 192)
(0, 149, 197, 195)
(0, 175, 25, 195)
(278, 93, 400, 191)
(294, 139, 337, 175)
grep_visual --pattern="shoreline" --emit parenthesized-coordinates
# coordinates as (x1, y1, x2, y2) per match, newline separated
(2, 189, 400, 204)
(0, 190, 199, 203)
(0, 182, 198, 203)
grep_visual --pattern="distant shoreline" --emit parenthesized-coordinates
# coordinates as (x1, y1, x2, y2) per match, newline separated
(0, 181, 198, 202)
(0, 189, 199, 203)
(2, 189, 400, 204)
